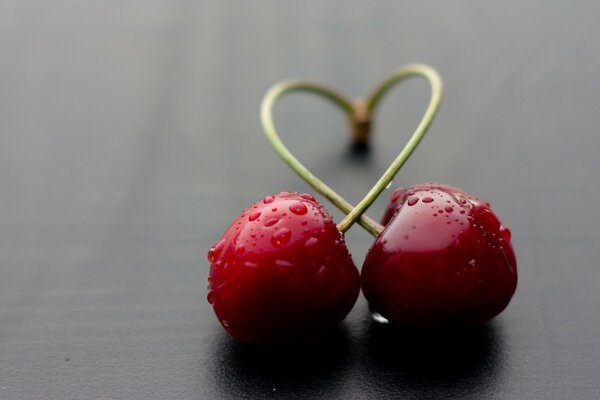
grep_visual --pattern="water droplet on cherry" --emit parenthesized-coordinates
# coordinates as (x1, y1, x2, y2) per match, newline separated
(235, 245, 245, 255)
(248, 211, 261, 221)
(304, 237, 318, 248)
(407, 196, 419, 206)
(272, 227, 291, 246)
(499, 225, 512, 240)
(207, 240, 225, 263)
(289, 201, 308, 215)
(264, 217, 279, 227)
(275, 259, 293, 267)
(300, 193, 315, 201)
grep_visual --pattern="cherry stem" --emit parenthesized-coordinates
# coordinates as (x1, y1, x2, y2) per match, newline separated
(260, 81, 383, 237)
(337, 64, 443, 235)
(261, 64, 443, 237)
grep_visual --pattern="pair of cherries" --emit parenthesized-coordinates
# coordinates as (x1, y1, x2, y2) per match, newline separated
(207, 65, 517, 344)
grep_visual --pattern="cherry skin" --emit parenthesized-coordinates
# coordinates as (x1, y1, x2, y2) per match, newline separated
(207, 192, 360, 344)
(362, 183, 517, 327)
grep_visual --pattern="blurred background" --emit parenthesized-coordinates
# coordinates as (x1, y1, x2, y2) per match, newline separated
(1, 1, 599, 399)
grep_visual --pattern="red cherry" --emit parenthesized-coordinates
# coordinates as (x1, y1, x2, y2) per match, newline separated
(207, 192, 360, 344)
(362, 183, 517, 327)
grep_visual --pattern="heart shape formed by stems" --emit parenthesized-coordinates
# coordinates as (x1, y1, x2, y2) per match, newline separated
(260, 63, 443, 237)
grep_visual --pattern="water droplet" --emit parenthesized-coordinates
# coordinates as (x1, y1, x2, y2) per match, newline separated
(275, 259, 293, 267)
(403, 234, 409, 240)
(222, 320, 229, 328)
(271, 207, 277, 212)
(207, 248, 217, 263)
(407, 196, 419, 206)
(300, 193, 315, 202)
(272, 227, 291, 246)
(244, 261, 258, 268)
(248, 211, 261, 221)
(459, 209, 466, 214)
(372, 312, 389, 324)
(263, 195, 274, 204)
(301, 220, 308, 226)
(264, 217, 279, 227)
(445, 206, 454, 213)
(235, 245, 245, 255)
(468, 259, 476, 267)
(289, 201, 308, 215)
(422, 197, 434, 203)
(304, 237, 318, 248)
(207, 239, 225, 263)
(499, 225, 512, 240)
(207, 291, 214, 305)
(317, 265, 326, 274)
(432, 213, 438, 217)
(411, 225, 417, 230)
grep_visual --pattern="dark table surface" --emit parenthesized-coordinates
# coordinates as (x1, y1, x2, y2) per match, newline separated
(1, 1, 599, 399)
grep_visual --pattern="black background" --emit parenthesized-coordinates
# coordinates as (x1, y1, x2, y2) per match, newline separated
(1, 2, 599, 399)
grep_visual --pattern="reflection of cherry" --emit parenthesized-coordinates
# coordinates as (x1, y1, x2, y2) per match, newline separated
(207, 192, 360, 344)
(362, 183, 517, 326)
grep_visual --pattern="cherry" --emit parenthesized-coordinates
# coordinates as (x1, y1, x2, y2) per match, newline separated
(207, 192, 360, 344)
(361, 183, 517, 327)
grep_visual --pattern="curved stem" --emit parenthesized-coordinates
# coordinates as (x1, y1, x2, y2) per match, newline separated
(336, 64, 443, 234)
(260, 81, 383, 237)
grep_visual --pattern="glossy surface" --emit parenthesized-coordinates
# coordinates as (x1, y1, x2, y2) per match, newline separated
(208, 193, 360, 344)
(362, 184, 517, 326)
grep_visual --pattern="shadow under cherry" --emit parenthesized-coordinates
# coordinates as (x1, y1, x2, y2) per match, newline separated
(208, 325, 352, 399)
(360, 317, 507, 399)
